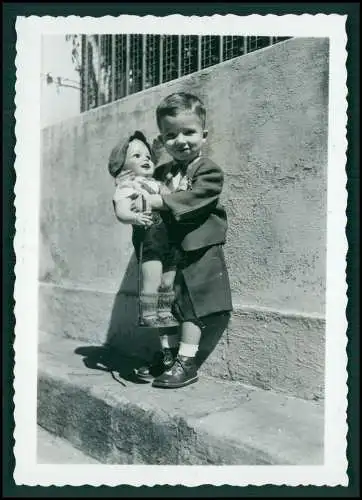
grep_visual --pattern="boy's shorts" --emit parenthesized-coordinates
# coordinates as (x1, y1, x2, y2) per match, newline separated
(132, 221, 179, 272)
(172, 245, 233, 323)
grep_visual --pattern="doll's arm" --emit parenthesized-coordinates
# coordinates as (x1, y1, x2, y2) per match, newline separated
(113, 190, 153, 226)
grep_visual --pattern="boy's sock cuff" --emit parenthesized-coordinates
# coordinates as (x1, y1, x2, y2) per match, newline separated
(178, 342, 198, 358)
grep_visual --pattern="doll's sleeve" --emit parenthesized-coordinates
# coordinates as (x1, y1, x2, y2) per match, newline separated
(113, 184, 136, 204)
(161, 158, 223, 222)
(112, 185, 141, 224)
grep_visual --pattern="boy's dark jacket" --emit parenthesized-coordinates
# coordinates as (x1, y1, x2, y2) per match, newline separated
(154, 156, 228, 251)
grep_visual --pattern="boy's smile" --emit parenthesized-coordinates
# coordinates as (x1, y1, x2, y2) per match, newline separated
(159, 111, 208, 164)
(124, 139, 155, 177)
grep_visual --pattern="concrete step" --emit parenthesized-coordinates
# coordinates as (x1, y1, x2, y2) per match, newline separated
(37, 332, 324, 465)
(37, 425, 100, 464)
(39, 282, 325, 401)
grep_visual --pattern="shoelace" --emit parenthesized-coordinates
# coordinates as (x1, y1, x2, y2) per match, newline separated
(173, 357, 188, 372)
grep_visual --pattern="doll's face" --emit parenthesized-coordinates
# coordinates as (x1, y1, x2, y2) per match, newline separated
(123, 139, 155, 177)
(159, 111, 208, 163)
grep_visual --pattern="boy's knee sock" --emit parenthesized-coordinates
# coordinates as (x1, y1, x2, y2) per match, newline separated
(178, 341, 198, 358)
(139, 293, 158, 319)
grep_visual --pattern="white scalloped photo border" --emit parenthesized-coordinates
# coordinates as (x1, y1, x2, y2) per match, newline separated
(14, 14, 348, 487)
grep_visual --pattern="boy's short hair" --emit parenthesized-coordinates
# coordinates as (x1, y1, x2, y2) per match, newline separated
(108, 130, 153, 178)
(156, 92, 206, 130)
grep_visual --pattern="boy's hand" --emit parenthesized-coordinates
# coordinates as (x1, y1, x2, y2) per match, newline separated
(131, 193, 159, 212)
(137, 178, 160, 194)
(147, 194, 164, 210)
(159, 183, 171, 196)
(131, 194, 163, 212)
(132, 212, 154, 226)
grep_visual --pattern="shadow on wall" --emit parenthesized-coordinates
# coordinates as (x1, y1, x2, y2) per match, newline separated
(75, 251, 231, 381)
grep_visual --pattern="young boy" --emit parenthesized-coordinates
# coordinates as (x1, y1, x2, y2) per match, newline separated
(109, 130, 179, 331)
(133, 93, 233, 388)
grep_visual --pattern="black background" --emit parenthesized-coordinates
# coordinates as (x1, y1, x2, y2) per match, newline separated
(2, 2, 360, 497)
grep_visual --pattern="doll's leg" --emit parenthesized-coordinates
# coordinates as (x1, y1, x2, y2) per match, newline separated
(133, 325, 179, 381)
(139, 260, 162, 326)
(158, 270, 180, 357)
(160, 269, 176, 289)
(135, 268, 179, 380)
(157, 269, 179, 326)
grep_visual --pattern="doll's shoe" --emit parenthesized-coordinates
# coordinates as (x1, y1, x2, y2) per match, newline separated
(139, 315, 161, 328)
(134, 348, 178, 381)
(157, 311, 180, 327)
(152, 355, 198, 388)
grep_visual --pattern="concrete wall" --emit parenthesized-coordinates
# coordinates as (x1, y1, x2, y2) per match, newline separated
(39, 38, 329, 400)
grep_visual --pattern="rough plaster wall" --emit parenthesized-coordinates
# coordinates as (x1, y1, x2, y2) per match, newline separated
(39, 38, 328, 399)
(39, 285, 325, 400)
(41, 37, 328, 313)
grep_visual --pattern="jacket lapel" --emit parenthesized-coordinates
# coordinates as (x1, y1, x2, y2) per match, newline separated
(158, 156, 202, 183)
(186, 156, 202, 179)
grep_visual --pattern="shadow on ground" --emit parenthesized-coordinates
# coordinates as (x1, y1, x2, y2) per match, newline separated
(74, 344, 151, 385)
(74, 309, 230, 384)
(74, 251, 231, 384)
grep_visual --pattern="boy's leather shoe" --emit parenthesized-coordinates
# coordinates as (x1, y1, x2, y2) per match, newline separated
(152, 355, 198, 388)
(134, 348, 177, 381)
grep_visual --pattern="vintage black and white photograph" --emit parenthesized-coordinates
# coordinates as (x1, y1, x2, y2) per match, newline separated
(14, 14, 348, 486)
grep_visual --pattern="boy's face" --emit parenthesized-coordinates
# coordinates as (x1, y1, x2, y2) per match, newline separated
(123, 139, 155, 177)
(159, 111, 208, 163)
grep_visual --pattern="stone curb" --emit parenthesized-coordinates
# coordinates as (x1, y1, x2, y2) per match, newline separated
(38, 333, 324, 465)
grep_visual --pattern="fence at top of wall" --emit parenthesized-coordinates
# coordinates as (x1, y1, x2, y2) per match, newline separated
(77, 34, 290, 112)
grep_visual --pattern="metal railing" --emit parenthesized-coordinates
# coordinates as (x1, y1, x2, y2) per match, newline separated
(79, 35, 289, 112)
